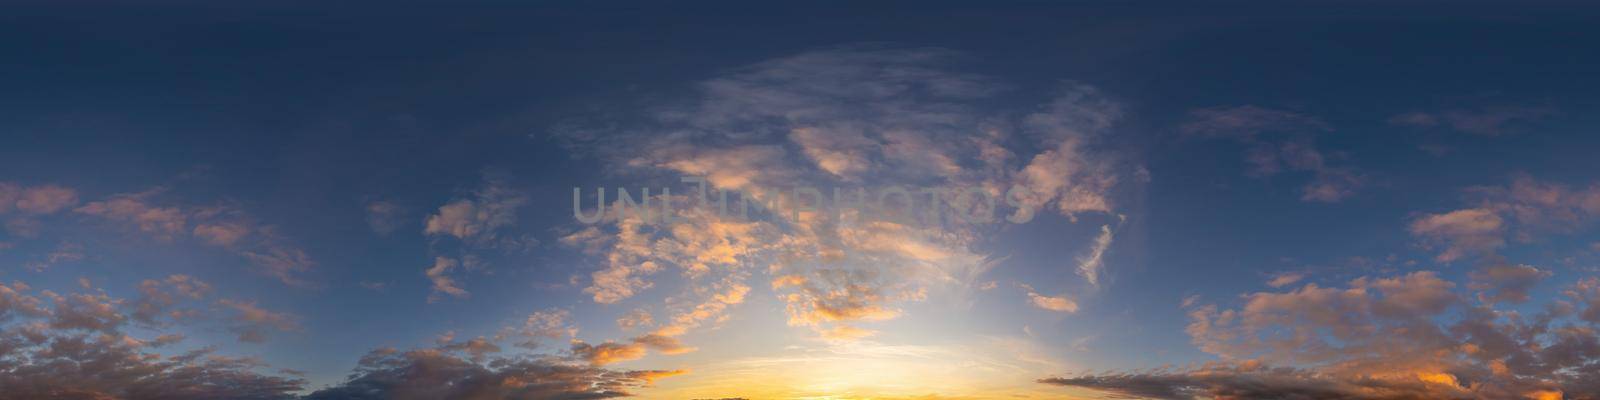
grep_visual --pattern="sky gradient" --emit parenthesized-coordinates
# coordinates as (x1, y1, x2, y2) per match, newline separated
(5, 2, 1600, 399)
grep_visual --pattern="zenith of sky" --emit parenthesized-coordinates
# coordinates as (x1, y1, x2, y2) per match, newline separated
(4, 2, 1600, 400)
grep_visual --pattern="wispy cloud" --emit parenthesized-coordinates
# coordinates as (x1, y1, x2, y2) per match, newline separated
(1019, 283, 1078, 313)
(1182, 106, 1363, 202)
(74, 187, 317, 286)
(1076, 225, 1114, 288)
(1389, 106, 1557, 136)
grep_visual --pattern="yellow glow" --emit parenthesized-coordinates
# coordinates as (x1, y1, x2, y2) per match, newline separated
(642, 339, 1081, 399)
(1416, 372, 1459, 388)
(1524, 390, 1563, 400)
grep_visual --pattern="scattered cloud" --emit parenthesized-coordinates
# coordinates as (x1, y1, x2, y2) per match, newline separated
(1266, 271, 1306, 288)
(1182, 106, 1331, 142)
(23, 241, 85, 271)
(435, 333, 503, 362)
(75, 189, 188, 238)
(1389, 106, 1557, 136)
(1182, 106, 1363, 202)
(130, 274, 211, 326)
(45, 290, 127, 332)
(0, 182, 81, 236)
(1020, 284, 1078, 313)
(358, 281, 388, 291)
(424, 176, 527, 244)
(425, 256, 470, 302)
(569, 339, 649, 366)
(1467, 263, 1551, 305)
(74, 188, 317, 286)
(420, 175, 530, 301)
(1410, 208, 1505, 262)
(364, 200, 405, 235)
(194, 222, 251, 246)
(617, 308, 654, 330)
(218, 299, 301, 343)
(2, 183, 80, 214)
(497, 308, 577, 348)
(1411, 176, 1600, 264)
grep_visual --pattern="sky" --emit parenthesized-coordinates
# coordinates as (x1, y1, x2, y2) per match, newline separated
(4, 2, 1600, 400)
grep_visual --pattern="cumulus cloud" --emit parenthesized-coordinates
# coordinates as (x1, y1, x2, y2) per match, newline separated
(568, 339, 648, 366)
(1010, 84, 1123, 218)
(1410, 208, 1506, 263)
(776, 269, 909, 338)
(1182, 106, 1363, 202)
(46, 290, 127, 332)
(131, 274, 212, 326)
(14, 275, 292, 346)
(75, 189, 189, 237)
(435, 334, 503, 362)
(562, 205, 767, 305)
(421, 176, 529, 301)
(617, 308, 654, 331)
(0, 282, 49, 321)
(568, 333, 697, 367)
(1411, 176, 1600, 264)
(1467, 263, 1551, 305)
(424, 176, 527, 244)
(0, 182, 80, 235)
(1469, 175, 1600, 234)
(0, 183, 80, 215)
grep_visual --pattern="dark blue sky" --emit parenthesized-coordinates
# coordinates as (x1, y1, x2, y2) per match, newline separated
(4, 3, 1600, 399)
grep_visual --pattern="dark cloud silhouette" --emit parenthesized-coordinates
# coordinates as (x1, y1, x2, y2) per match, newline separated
(1045, 270, 1600, 400)
(303, 348, 684, 400)
(1, 279, 307, 400)
(3, 277, 688, 400)
(1040, 364, 1470, 400)
(0, 330, 305, 400)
